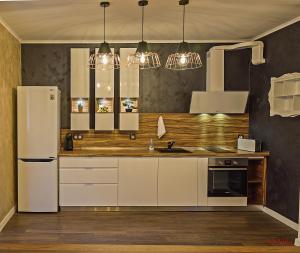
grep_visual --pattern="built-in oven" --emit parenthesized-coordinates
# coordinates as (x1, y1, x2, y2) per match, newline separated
(207, 158, 248, 206)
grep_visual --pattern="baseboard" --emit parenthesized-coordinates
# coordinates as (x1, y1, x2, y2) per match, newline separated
(263, 207, 298, 231)
(0, 206, 16, 232)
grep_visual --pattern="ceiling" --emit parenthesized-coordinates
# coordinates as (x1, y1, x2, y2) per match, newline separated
(0, 0, 300, 42)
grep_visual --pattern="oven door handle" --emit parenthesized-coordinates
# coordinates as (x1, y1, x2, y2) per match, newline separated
(208, 167, 248, 171)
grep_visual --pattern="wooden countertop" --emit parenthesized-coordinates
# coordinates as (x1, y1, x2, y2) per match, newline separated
(59, 147, 269, 158)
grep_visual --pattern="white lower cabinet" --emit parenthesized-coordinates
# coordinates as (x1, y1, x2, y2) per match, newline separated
(59, 157, 118, 207)
(158, 158, 198, 206)
(59, 156, 209, 207)
(118, 158, 158, 206)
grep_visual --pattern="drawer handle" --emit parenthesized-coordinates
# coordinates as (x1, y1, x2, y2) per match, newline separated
(84, 184, 94, 186)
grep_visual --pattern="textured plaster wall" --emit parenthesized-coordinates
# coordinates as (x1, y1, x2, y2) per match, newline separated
(0, 23, 21, 222)
(250, 21, 300, 222)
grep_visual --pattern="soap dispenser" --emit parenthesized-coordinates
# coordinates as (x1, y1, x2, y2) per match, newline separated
(149, 138, 154, 151)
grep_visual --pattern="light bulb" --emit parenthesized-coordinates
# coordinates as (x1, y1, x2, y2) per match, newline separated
(140, 53, 146, 64)
(100, 54, 109, 65)
(179, 54, 187, 66)
(77, 99, 84, 106)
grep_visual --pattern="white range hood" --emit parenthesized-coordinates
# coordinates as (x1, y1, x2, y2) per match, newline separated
(190, 41, 265, 114)
(190, 91, 249, 114)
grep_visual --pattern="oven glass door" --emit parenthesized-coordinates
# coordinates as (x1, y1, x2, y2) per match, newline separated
(208, 168, 247, 197)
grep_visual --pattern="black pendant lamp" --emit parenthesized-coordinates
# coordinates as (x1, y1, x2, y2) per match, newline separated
(89, 1, 120, 70)
(165, 0, 202, 70)
(127, 0, 161, 69)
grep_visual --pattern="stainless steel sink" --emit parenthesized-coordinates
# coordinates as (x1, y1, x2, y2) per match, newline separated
(155, 148, 192, 153)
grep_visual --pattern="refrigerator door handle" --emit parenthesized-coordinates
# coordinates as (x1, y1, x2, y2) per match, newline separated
(20, 159, 56, 163)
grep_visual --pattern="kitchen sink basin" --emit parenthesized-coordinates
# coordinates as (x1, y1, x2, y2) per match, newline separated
(155, 148, 192, 153)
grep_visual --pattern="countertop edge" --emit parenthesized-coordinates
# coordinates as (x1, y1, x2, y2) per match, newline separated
(58, 150, 270, 158)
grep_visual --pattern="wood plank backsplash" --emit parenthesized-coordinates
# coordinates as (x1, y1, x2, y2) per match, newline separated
(61, 113, 249, 148)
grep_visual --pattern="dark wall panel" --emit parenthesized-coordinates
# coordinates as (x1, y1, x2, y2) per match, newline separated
(225, 49, 251, 91)
(250, 21, 300, 222)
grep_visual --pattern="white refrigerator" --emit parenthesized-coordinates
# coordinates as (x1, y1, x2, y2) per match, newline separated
(17, 86, 60, 212)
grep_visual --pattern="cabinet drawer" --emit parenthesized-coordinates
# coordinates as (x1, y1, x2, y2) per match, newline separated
(60, 157, 118, 168)
(60, 168, 118, 184)
(60, 184, 117, 206)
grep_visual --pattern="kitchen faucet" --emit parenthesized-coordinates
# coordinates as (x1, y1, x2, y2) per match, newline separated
(167, 141, 175, 150)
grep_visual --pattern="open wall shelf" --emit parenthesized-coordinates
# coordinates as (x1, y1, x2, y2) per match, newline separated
(247, 158, 266, 205)
(71, 98, 89, 113)
(269, 73, 300, 117)
(96, 98, 114, 113)
(120, 97, 139, 113)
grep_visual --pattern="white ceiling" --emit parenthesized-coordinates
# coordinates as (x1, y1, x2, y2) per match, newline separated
(0, 0, 300, 42)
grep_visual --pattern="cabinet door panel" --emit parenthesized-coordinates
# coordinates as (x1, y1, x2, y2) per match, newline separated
(119, 113, 139, 131)
(95, 113, 114, 131)
(120, 48, 139, 98)
(71, 48, 90, 98)
(95, 48, 115, 98)
(71, 113, 90, 131)
(198, 158, 208, 206)
(118, 158, 158, 206)
(158, 158, 198, 206)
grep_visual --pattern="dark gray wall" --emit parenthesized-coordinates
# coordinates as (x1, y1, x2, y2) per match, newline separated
(22, 42, 249, 128)
(250, 21, 300, 222)
(22, 43, 212, 128)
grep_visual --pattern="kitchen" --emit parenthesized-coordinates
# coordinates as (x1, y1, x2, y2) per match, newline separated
(0, 1, 300, 253)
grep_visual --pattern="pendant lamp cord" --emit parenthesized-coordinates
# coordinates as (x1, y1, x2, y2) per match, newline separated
(182, 4, 185, 42)
(141, 5, 144, 41)
(103, 5, 106, 42)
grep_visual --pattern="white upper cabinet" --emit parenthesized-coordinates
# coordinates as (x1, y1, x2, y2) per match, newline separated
(158, 158, 198, 206)
(95, 48, 115, 98)
(120, 48, 139, 98)
(95, 48, 115, 131)
(70, 48, 90, 131)
(71, 48, 90, 98)
(119, 48, 140, 131)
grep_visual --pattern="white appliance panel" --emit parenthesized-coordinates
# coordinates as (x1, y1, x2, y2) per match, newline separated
(18, 159, 58, 212)
(18, 86, 59, 159)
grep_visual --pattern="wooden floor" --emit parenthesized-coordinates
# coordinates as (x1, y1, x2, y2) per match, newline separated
(0, 244, 299, 253)
(0, 211, 298, 252)
(0, 211, 297, 247)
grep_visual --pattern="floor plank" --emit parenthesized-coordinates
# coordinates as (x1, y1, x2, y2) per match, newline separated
(0, 211, 297, 246)
(0, 244, 299, 253)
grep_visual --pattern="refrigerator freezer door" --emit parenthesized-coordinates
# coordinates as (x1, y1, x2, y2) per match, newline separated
(18, 86, 59, 159)
(18, 159, 58, 212)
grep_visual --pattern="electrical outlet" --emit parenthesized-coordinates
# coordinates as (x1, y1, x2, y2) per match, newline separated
(129, 132, 136, 140)
(73, 133, 83, 140)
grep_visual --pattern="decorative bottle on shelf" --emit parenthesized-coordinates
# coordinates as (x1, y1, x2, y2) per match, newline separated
(77, 99, 83, 112)
(149, 138, 154, 151)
